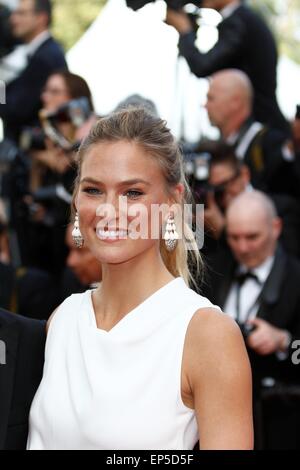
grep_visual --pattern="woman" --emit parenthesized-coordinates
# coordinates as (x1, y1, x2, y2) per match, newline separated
(27, 107, 253, 450)
(32, 70, 95, 175)
(41, 70, 94, 114)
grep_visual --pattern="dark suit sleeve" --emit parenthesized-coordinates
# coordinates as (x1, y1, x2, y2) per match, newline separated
(272, 196, 300, 258)
(17, 268, 59, 320)
(0, 40, 67, 130)
(178, 15, 246, 77)
(0, 54, 65, 126)
(0, 312, 46, 450)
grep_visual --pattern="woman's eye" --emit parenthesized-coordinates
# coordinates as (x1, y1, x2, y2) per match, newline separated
(82, 187, 101, 195)
(125, 190, 143, 199)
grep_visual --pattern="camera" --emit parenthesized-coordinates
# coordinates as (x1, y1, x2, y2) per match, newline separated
(19, 126, 47, 152)
(182, 148, 211, 205)
(45, 96, 92, 128)
(40, 96, 92, 151)
(126, 1, 203, 12)
(236, 321, 256, 340)
(0, 138, 29, 200)
(20, 97, 92, 153)
(0, 138, 19, 171)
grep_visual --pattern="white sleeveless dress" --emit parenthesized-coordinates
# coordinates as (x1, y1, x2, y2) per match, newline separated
(27, 277, 220, 450)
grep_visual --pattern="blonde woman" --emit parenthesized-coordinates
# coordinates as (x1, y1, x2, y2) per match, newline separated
(27, 108, 253, 450)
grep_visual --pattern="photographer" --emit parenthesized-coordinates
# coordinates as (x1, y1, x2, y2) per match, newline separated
(0, 0, 67, 142)
(18, 71, 97, 274)
(166, 0, 290, 135)
(200, 145, 300, 258)
(203, 69, 298, 197)
(207, 190, 300, 448)
(27, 70, 95, 180)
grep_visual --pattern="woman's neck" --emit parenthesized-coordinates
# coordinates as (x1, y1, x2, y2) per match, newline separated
(92, 247, 175, 330)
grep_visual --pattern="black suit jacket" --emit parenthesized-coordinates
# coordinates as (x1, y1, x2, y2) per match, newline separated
(0, 35, 67, 141)
(204, 247, 300, 388)
(239, 124, 299, 197)
(178, 4, 288, 133)
(0, 310, 46, 449)
(0, 262, 59, 320)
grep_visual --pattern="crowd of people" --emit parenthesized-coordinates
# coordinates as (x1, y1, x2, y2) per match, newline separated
(0, 0, 299, 451)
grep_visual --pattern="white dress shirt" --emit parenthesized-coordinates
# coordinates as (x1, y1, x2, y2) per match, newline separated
(26, 30, 51, 58)
(220, 1, 241, 19)
(223, 255, 275, 323)
(0, 30, 51, 84)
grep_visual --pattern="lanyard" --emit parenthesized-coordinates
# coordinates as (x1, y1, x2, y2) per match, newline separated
(235, 281, 262, 323)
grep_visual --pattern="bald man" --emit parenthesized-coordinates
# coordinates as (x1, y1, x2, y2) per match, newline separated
(206, 69, 252, 140)
(204, 69, 298, 196)
(166, 0, 288, 134)
(208, 190, 300, 448)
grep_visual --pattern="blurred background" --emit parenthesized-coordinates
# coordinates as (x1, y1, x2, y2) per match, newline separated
(2, 0, 299, 141)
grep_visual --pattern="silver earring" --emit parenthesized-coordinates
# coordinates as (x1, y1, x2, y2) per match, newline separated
(164, 214, 178, 252)
(72, 212, 84, 248)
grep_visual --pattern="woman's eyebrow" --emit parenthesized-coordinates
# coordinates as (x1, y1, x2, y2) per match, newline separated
(80, 177, 151, 186)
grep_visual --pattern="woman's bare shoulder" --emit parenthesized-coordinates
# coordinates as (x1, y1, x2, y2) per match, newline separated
(189, 306, 241, 341)
(185, 307, 247, 375)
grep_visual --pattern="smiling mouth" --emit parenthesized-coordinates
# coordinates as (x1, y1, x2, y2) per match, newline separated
(96, 229, 128, 240)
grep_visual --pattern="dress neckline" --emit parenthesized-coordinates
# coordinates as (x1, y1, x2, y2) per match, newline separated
(87, 276, 184, 335)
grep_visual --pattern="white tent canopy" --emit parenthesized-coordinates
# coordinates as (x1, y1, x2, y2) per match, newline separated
(1, 0, 299, 142)
(67, 0, 212, 141)
(67, 0, 300, 141)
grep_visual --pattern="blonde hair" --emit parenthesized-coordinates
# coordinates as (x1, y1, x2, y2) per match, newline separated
(73, 107, 202, 287)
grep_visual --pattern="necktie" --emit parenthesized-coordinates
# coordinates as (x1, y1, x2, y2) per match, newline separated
(235, 271, 261, 322)
(235, 271, 260, 286)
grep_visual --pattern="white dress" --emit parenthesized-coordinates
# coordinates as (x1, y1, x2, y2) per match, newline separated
(27, 277, 220, 450)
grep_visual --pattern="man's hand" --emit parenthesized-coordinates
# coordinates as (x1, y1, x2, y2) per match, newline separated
(246, 318, 291, 355)
(32, 144, 71, 174)
(204, 191, 225, 239)
(165, 7, 193, 34)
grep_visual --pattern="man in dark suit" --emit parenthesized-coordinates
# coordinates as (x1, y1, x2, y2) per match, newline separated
(0, 0, 67, 142)
(205, 190, 300, 448)
(203, 145, 300, 258)
(0, 309, 46, 449)
(201, 69, 298, 197)
(166, 0, 289, 134)
(0, 261, 59, 319)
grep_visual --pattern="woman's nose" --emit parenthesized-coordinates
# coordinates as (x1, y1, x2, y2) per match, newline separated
(96, 195, 128, 227)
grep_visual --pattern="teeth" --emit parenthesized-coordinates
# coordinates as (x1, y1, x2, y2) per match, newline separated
(97, 229, 128, 239)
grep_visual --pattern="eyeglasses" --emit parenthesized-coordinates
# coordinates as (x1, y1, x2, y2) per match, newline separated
(210, 169, 241, 195)
(42, 87, 69, 96)
(12, 9, 36, 16)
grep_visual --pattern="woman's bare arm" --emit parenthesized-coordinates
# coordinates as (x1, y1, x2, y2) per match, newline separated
(184, 308, 253, 450)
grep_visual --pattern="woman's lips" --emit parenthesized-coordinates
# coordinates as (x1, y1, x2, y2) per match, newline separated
(96, 229, 129, 241)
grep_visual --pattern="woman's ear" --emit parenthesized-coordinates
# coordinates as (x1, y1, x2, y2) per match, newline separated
(177, 183, 185, 196)
(73, 192, 79, 214)
(171, 183, 184, 204)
